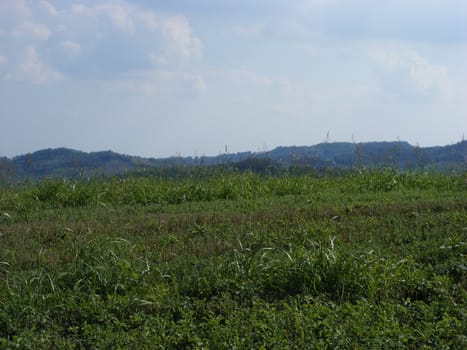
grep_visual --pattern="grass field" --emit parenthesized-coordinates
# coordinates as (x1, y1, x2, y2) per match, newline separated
(0, 169, 466, 349)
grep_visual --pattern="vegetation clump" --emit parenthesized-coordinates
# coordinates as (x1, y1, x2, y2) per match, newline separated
(0, 170, 466, 348)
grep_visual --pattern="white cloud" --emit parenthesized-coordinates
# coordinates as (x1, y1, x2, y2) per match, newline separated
(40, 1, 58, 16)
(230, 70, 273, 86)
(71, 4, 90, 15)
(0, 55, 7, 65)
(14, 21, 51, 40)
(161, 15, 202, 59)
(97, 70, 207, 97)
(97, 3, 135, 33)
(71, 3, 135, 33)
(20, 46, 63, 84)
(369, 47, 452, 98)
(138, 12, 159, 31)
(146, 15, 203, 65)
(68, 2, 202, 64)
(184, 73, 207, 96)
(60, 40, 81, 56)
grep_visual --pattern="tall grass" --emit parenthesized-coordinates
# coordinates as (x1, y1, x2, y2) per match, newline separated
(0, 170, 465, 348)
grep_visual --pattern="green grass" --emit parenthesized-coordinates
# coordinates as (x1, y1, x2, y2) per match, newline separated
(0, 170, 466, 349)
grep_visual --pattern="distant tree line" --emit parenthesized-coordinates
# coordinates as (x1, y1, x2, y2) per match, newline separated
(0, 140, 465, 183)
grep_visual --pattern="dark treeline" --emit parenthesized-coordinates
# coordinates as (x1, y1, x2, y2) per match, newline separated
(1, 140, 466, 183)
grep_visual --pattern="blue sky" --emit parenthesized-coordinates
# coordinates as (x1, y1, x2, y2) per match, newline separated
(1, 0, 466, 157)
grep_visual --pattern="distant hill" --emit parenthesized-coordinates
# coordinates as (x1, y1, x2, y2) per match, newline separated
(0, 141, 465, 181)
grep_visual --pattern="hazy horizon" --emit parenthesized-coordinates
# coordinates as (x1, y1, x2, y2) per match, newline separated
(4, 138, 466, 160)
(1, 0, 466, 158)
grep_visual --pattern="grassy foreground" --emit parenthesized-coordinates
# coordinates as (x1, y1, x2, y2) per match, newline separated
(0, 170, 466, 349)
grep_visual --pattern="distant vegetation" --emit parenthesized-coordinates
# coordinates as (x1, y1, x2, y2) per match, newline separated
(0, 169, 466, 348)
(1, 140, 465, 182)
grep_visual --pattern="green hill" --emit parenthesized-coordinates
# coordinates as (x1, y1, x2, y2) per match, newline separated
(1, 141, 465, 181)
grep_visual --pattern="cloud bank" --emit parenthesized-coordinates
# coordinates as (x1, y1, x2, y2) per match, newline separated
(0, 0, 465, 158)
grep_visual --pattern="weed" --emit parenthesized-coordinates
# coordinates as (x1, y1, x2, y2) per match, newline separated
(0, 170, 465, 347)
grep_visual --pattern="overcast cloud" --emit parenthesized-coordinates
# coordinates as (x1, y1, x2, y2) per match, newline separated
(1, 0, 466, 157)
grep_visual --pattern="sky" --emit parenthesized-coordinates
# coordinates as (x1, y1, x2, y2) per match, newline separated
(0, 0, 466, 158)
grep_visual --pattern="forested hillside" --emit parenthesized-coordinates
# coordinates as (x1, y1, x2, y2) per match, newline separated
(1, 141, 465, 181)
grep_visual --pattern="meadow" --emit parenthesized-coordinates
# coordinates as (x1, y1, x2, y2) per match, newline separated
(0, 169, 466, 349)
